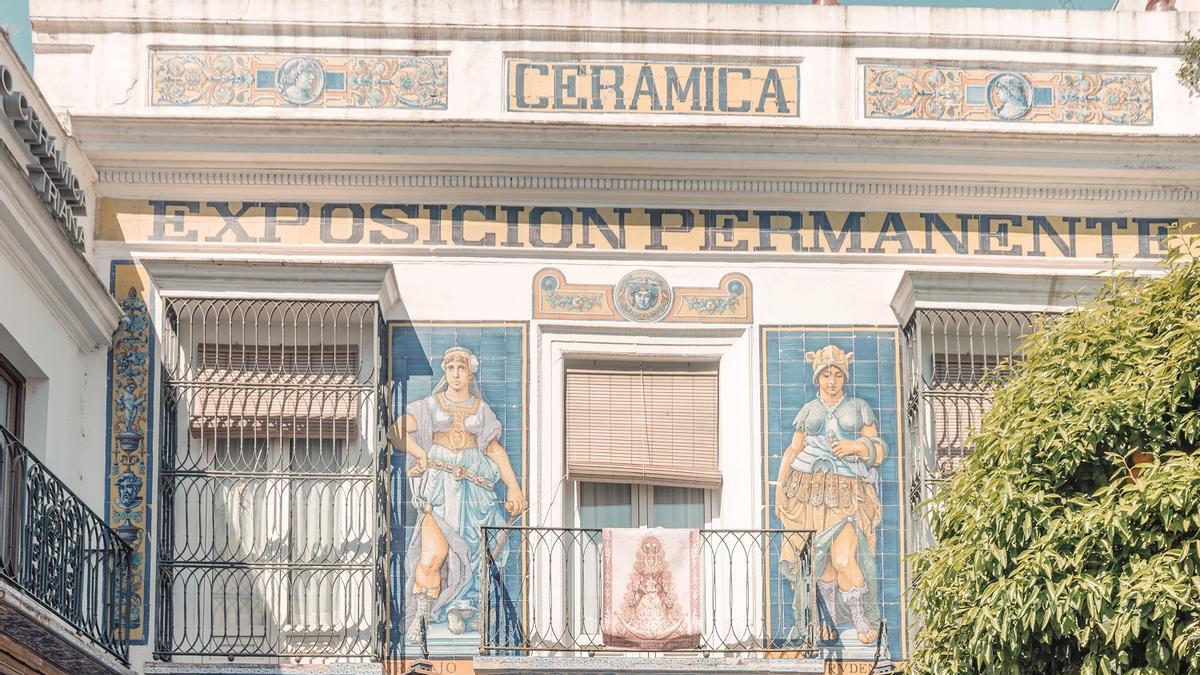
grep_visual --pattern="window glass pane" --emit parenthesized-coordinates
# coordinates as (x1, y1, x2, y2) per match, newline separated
(652, 486, 705, 529)
(578, 482, 633, 528)
(575, 482, 631, 643)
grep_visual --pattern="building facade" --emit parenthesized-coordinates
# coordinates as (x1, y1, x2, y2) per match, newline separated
(0, 0, 1197, 673)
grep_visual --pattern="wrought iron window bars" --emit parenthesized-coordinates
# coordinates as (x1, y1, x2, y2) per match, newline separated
(902, 308, 1044, 511)
(155, 298, 386, 660)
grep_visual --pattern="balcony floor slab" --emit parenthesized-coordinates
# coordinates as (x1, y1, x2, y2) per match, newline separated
(474, 655, 826, 674)
(0, 582, 133, 675)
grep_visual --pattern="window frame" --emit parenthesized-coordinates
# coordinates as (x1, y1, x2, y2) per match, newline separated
(574, 481, 712, 530)
(0, 352, 25, 439)
(567, 480, 712, 646)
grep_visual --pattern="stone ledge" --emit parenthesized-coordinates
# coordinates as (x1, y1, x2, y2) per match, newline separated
(0, 583, 133, 675)
(144, 664, 383, 674)
(473, 655, 826, 674)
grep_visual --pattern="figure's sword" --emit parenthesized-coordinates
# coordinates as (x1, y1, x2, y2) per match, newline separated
(488, 510, 524, 559)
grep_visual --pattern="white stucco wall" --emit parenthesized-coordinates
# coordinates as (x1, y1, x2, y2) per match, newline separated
(28, 1, 1200, 135)
(13, 1, 1200, 671)
(0, 35, 114, 511)
(0, 247, 110, 502)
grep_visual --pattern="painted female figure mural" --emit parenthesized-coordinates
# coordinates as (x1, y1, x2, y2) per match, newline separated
(774, 345, 885, 645)
(390, 346, 527, 643)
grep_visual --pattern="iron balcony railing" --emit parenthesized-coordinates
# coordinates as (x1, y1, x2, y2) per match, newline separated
(0, 425, 133, 664)
(481, 527, 818, 657)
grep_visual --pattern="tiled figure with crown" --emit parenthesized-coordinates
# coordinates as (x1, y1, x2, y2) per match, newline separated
(774, 344, 887, 645)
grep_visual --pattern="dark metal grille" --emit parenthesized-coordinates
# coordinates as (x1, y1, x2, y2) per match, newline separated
(902, 309, 1042, 509)
(0, 425, 133, 663)
(156, 298, 383, 660)
(481, 527, 817, 656)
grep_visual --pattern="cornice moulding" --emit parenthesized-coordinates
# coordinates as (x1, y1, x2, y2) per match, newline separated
(97, 242, 1165, 276)
(142, 259, 400, 305)
(92, 169, 1200, 211)
(68, 116, 1200, 146)
(889, 271, 1109, 322)
(68, 118, 1200, 175)
(0, 164, 120, 351)
(29, 2, 1199, 57)
(69, 122, 1200, 204)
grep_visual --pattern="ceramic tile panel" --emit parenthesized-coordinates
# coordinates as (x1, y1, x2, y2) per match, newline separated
(105, 261, 155, 644)
(864, 64, 1152, 125)
(387, 322, 527, 659)
(762, 327, 905, 661)
(150, 51, 448, 109)
(533, 268, 752, 323)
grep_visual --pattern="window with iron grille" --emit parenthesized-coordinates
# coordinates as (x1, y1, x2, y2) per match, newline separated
(925, 353, 1019, 478)
(156, 298, 383, 660)
(903, 310, 1041, 501)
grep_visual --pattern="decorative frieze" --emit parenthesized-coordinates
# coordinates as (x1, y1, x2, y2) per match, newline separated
(864, 65, 1152, 125)
(92, 170, 1200, 205)
(534, 268, 752, 323)
(150, 51, 448, 109)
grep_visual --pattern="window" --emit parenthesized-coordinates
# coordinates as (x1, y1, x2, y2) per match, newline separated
(159, 297, 380, 658)
(569, 481, 709, 644)
(902, 309, 1040, 494)
(0, 353, 24, 438)
(926, 354, 995, 478)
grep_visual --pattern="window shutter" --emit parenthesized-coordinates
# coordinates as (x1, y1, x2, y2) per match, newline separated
(565, 361, 721, 489)
(190, 344, 361, 439)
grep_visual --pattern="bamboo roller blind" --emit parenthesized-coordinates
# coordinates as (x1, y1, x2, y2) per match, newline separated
(565, 362, 721, 489)
(190, 344, 361, 438)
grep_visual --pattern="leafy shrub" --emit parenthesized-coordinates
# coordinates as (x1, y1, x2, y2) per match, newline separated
(908, 231, 1200, 675)
(1180, 32, 1200, 97)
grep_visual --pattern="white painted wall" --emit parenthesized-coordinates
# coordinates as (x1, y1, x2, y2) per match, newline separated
(28, 0, 1200, 135)
(0, 35, 112, 511)
(13, 0, 1200, 670)
(0, 228, 110, 509)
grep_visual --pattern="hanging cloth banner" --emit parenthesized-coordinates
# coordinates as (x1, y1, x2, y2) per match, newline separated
(602, 527, 702, 650)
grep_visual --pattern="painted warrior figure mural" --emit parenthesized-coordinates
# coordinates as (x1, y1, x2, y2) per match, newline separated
(390, 346, 528, 643)
(774, 345, 886, 645)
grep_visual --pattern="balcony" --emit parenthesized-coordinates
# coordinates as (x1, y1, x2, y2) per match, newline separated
(0, 425, 133, 673)
(476, 527, 824, 674)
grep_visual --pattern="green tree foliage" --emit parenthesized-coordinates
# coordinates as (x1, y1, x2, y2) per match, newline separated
(1179, 32, 1200, 97)
(908, 232, 1200, 675)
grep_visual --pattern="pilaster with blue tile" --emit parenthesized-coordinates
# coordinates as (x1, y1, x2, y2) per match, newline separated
(762, 326, 905, 661)
(386, 322, 527, 660)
